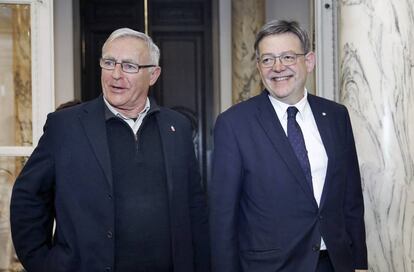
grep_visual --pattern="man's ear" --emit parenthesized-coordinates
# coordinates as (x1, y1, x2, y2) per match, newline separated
(304, 51, 316, 73)
(149, 66, 161, 86)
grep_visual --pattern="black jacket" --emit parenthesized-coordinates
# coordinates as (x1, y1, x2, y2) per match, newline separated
(11, 96, 210, 272)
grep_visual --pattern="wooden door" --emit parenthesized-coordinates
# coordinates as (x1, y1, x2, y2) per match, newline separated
(80, 0, 145, 101)
(80, 0, 213, 185)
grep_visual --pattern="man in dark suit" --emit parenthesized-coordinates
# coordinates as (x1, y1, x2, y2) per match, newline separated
(10, 28, 209, 272)
(209, 20, 367, 272)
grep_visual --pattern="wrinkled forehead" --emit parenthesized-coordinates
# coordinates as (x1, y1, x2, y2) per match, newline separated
(103, 36, 148, 52)
(102, 37, 150, 60)
(258, 33, 303, 55)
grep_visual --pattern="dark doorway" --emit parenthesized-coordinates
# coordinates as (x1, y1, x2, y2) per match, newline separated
(80, 0, 213, 185)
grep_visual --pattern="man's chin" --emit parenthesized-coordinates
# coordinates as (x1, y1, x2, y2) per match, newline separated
(267, 88, 290, 99)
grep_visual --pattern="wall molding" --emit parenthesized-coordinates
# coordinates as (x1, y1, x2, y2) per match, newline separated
(314, 0, 339, 101)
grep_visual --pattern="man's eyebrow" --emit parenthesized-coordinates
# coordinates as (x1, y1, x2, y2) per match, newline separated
(260, 51, 296, 57)
(120, 58, 139, 63)
(101, 56, 138, 63)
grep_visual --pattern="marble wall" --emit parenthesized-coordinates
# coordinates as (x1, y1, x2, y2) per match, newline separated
(0, 4, 31, 272)
(231, 0, 264, 103)
(339, 0, 414, 271)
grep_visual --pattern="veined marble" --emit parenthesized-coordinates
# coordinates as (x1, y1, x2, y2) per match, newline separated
(0, 4, 31, 271)
(231, 0, 264, 103)
(339, 0, 414, 271)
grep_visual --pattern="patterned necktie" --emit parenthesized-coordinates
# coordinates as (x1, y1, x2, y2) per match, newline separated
(287, 106, 313, 191)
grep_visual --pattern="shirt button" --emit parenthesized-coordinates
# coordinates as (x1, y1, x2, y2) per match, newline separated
(312, 244, 320, 251)
(319, 215, 324, 220)
(107, 231, 113, 239)
(108, 194, 113, 200)
(104, 266, 112, 272)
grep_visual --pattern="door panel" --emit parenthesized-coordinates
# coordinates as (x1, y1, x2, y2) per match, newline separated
(80, 0, 145, 101)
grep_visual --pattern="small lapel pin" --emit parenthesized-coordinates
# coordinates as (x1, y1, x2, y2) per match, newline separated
(322, 112, 327, 116)
(170, 125, 176, 132)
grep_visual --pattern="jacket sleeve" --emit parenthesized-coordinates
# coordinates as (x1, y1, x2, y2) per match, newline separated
(183, 120, 211, 272)
(209, 114, 243, 272)
(343, 107, 368, 269)
(10, 115, 56, 272)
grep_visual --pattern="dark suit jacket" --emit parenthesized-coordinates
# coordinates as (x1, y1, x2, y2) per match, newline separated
(209, 91, 367, 272)
(10, 96, 210, 272)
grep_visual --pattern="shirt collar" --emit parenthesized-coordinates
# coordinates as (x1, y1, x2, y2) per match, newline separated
(268, 89, 310, 121)
(103, 97, 151, 121)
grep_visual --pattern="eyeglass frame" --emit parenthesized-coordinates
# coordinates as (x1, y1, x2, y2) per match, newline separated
(99, 58, 156, 74)
(257, 51, 307, 68)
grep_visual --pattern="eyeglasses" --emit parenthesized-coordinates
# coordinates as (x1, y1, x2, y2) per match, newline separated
(258, 52, 306, 68)
(100, 58, 156, 74)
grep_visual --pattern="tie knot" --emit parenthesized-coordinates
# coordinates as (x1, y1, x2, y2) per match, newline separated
(287, 106, 299, 119)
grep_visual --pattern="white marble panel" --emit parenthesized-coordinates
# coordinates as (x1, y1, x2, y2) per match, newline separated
(339, 0, 414, 271)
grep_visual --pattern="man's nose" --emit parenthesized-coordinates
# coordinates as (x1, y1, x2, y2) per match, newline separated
(111, 63, 123, 78)
(272, 57, 286, 71)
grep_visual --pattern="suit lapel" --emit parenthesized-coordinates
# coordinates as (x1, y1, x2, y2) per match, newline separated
(307, 95, 335, 208)
(155, 110, 175, 203)
(79, 96, 113, 191)
(255, 92, 317, 205)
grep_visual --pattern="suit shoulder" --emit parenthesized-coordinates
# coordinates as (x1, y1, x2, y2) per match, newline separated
(159, 107, 187, 121)
(45, 105, 78, 126)
(309, 94, 348, 114)
(52, 103, 84, 118)
(46, 98, 102, 131)
(51, 97, 101, 118)
(158, 107, 193, 128)
(219, 94, 262, 120)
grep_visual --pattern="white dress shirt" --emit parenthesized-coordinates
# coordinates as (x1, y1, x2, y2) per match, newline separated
(269, 90, 328, 250)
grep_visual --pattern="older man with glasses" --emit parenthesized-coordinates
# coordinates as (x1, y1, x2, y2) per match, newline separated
(11, 28, 210, 272)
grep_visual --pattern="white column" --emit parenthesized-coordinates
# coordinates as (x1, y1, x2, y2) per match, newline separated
(339, 1, 414, 271)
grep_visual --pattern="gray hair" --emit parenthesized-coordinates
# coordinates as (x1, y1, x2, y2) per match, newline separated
(102, 28, 160, 65)
(254, 20, 311, 59)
